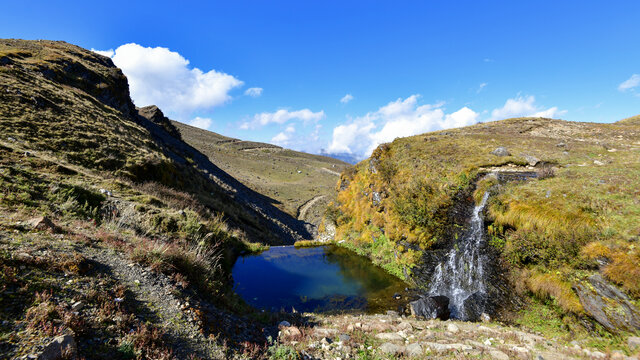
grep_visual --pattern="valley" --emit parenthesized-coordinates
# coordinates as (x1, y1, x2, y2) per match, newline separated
(0, 38, 639, 360)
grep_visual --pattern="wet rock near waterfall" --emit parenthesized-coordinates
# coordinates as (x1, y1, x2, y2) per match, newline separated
(409, 295, 450, 320)
(426, 192, 491, 320)
(458, 292, 486, 321)
(573, 273, 640, 332)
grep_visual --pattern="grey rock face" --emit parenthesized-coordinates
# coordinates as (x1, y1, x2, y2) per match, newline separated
(574, 274, 640, 332)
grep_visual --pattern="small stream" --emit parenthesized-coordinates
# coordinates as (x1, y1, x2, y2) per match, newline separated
(232, 245, 408, 313)
(427, 192, 490, 320)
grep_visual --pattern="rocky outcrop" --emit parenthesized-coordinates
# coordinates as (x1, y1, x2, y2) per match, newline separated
(137, 105, 182, 140)
(459, 292, 486, 322)
(409, 295, 450, 320)
(574, 273, 640, 333)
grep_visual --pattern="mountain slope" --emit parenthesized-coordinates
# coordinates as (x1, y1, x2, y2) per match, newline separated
(0, 38, 311, 245)
(330, 116, 640, 345)
(0, 39, 316, 358)
(172, 121, 351, 229)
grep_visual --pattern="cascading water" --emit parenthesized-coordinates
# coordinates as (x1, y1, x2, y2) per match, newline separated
(428, 191, 490, 320)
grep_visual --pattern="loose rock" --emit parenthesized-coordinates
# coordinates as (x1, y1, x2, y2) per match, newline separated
(378, 342, 404, 355)
(491, 147, 510, 156)
(375, 332, 404, 341)
(38, 335, 76, 360)
(405, 343, 423, 357)
(446, 323, 460, 333)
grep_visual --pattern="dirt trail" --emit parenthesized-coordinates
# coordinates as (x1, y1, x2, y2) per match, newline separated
(81, 247, 225, 359)
(319, 167, 341, 176)
(298, 195, 326, 222)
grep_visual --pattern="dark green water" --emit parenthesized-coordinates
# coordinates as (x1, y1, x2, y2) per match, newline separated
(232, 245, 408, 313)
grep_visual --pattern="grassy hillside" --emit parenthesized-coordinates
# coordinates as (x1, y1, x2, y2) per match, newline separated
(0, 39, 314, 358)
(173, 121, 350, 227)
(331, 116, 640, 344)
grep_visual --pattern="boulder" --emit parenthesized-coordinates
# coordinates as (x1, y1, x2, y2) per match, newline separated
(375, 332, 404, 341)
(409, 295, 450, 320)
(490, 147, 510, 156)
(38, 335, 76, 360)
(459, 292, 487, 321)
(313, 327, 338, 338)
(489, 350, 510, 360)
(573, 274, 640, 332)
(281, 326, 301, 338)
(423, 342, 472, 353)
(523, 154, 540, 166)
(27, 216, 56, 231)
(446, 323, 459, 333)
(378, 342, 404, 355)
(405, 343, 423, 357)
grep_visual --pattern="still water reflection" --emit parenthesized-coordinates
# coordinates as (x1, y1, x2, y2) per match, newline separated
(232, 245, 408, 313)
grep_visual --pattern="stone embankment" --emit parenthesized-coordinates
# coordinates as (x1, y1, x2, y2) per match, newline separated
(277, 312, 639, 359)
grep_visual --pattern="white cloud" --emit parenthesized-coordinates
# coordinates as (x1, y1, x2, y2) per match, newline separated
(241, 108, 324, 129)
(327, 95, 479, 159)
(189, 117, 212, 130)
(95, 43, 243, 118)
(477, 83, 487, 93)
(618, 74, 640, 92)
(91, 48, 114, 58)
(490, 95, 566, 121)
(271, 125, 296, 146)
(245, 87, 263, 97)
(340, 94, 354, 104)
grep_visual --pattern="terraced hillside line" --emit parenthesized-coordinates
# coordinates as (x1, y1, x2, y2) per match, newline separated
(319, 167, 341, 177)
(298, 195, 326, 222)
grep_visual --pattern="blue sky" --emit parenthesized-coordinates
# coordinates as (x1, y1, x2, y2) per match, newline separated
(2, 1, 639, 159)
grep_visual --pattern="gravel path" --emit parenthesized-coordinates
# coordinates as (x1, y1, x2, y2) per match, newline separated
(297, 195, 326, 222)
(81, 246, 226, 359)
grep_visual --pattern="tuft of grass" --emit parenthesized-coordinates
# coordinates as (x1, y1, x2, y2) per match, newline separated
(520, 270, 584, 314)
(293, 239, 331, 248)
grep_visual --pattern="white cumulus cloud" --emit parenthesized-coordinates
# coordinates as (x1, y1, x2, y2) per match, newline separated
(618, 74, 640, 92)
(94, 43, 243, 118)
(271, 125, 296, 146)
(327, 95, 479, 159)
(245, 87, 263, 97)
(241, 108, 325, 129)
(91, 48, 114, 58)
(189, 117, 212, 130)
(490, 95, 565, 121)
(340, 94, 354, 104)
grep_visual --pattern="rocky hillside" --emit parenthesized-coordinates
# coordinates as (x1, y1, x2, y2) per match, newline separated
(0, 38, 312, 245)
(330, 116, 640, 352)
(172, 121, 350, 233)
(0, 39, 321, 359)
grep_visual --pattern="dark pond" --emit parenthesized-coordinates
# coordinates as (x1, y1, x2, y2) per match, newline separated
(232, 245, 409, 313)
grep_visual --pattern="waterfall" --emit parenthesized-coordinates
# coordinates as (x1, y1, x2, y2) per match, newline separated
(428, 192, 490, 320)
